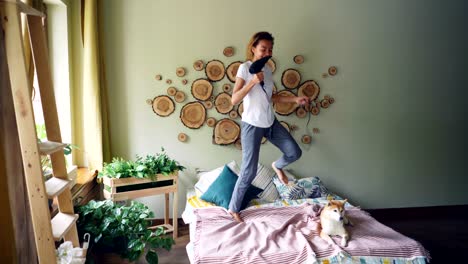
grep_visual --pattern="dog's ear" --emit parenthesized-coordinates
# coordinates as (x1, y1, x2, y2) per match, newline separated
(343, 199, 348, 204)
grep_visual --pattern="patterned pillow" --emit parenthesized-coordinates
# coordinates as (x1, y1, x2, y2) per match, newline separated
(194, 161, 240, 195)
(250, 163, 280, 201)
(272, 170, 330, 200)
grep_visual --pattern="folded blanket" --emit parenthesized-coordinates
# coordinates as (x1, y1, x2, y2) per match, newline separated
(193, 203, 430, 264)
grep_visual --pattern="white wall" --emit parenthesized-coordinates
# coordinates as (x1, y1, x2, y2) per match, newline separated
(99, 0, 468, 216)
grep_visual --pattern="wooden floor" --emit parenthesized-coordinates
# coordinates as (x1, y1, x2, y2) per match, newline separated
(154, 208, 468, 264)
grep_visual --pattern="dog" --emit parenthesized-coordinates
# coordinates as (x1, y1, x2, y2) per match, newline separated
(319, 198, 350, 247)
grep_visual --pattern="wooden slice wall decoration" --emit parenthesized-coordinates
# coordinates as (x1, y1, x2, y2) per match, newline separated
(294, 55, 304, 64)
(155, 74, 162, 81)
(213, 118, 240, 145)
(206, 117, 216, 127)
(167, 86, 177, 96)
(178, 133, 188, 142)
(180, 101, 206, 129)
(205, 60, 225, 82)
(296, 107, 307, 118)
(267, 58, 276, 73)
(203, 100, 213, 109)
(223, 46, 234, 57)
(280, 121, 291, 132)
(234, 138, 242, 150)
(214, 92, 233, 114)
(237, 101, 244, 117)
(226, 61, 242, 83)
(193, 60, 204, 71)
(329, 97, 335, 104)
(298, 80, 320, 101)
(302, 135, 312, 144)
(229, 110, 238, 119)
(176, 67, 186, 77)
(281, 69, 301, 89)
(146, 99, 153, 105)
(328, 66, 337, 76)
(182, 79, 188, 85)
(175, 91, 186, 103)
(273, 90, 298, 116)
(166, 79, 172, 84)
(321, 99, 330, 108)
(191, 78, 213, 101)
(290, 124, 298, 131)
(152, 95, 175, 117)
(222, 83, 232, 93)
(311, 106, 320, 116)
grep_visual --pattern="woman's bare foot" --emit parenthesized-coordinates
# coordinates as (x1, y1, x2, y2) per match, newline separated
(272, 162, 289, 185)
(228, 211, 244, 222)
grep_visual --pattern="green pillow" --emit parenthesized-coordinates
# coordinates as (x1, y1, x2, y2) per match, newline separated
(200, 165, 263, 210)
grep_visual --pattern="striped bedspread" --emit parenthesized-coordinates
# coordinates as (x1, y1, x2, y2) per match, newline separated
(193, 203, 430, 264)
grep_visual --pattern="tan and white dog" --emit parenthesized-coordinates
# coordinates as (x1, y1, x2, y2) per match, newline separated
(319, 199, 350, 247)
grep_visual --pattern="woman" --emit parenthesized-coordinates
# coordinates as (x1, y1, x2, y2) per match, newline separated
(228, 31, 309, 222)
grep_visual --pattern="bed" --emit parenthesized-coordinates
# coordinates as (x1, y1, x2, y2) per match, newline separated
(182, 162, 430, 264)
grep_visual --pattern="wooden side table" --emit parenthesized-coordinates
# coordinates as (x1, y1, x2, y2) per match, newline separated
(102, 172, 178, 239)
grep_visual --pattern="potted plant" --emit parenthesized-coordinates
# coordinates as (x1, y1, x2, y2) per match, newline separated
(76, 199, 175, 264)
(98, 148, 185, 200)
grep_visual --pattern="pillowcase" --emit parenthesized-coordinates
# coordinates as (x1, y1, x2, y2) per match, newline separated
(272, 170, 330, 200)
(200, 165, 263, 210)
(250, 163, 280, 201)
(194, 160, 240, 195)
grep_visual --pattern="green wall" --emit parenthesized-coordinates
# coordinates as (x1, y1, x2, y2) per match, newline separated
(99, 0, 468, 215)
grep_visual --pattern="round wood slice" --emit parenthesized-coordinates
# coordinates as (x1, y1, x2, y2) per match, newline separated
(281, 69, 301, 89)
(167, 86, 177, 96)
(180, 101, 206, 129)
(273, 90, 298, 116)
(206, 117, 216, 127)
(321, 99, 330, 108)
(213, 118, 240, 145)
(176, 67, 186, 77)
(175, 91, 186, 103)
(193, 60, 204, 71)
(280, 121, 291, 133)
(178, 133, 188, 142)
(234, 138, 242, 150)
(302, 135, 312, 144)
(226, 61, 242, 83)
(313, 128, 320, 134)
(191, 78, 213, 101)
(237, 101, 244, 117)
(290, 124, 298, 131)
(181, 79, 188, 85)
(214, 92, 233, 114)
(229, 110, 238, 119)
(267, 58, 276, 73)
(328, 66, 337, 76)
(146, 99, 153, 105)
(294, 55, 304, 64)
(296, 107, 307, 118)
(324, 95, 330, 100)
(329, 97, 335, 104)
(222, 83, 232, 93)
(298, 80, 320, 101)
(205, 60, 225, 82)
(311, 107, 320, 116)
(203, 100, 213, 109)
(223, 46, 234, 57)
(166, 79, 172, 84)
(155, 74, 162, 81)
(152, 95, 175, 117)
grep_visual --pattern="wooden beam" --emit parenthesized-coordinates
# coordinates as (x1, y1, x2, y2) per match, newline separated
(1, 1, 56, 261)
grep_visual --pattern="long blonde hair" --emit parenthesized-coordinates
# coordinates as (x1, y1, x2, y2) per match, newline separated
(245, 31, 274, 61)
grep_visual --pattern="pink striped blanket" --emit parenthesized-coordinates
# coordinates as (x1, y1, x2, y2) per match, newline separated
(193, 203, 429, 264)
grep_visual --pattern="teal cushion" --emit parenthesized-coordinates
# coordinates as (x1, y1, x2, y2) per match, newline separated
(201, 165, 263, 210)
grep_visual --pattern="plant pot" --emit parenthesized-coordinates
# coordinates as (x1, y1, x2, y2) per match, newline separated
(102, 172, 178, 201)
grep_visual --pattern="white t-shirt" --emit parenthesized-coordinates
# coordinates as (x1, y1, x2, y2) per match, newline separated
(236, 61, 275, 128)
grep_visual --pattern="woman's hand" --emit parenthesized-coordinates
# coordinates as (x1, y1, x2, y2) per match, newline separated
(295, 96, 309, 106)
(250, 72, 264, 86)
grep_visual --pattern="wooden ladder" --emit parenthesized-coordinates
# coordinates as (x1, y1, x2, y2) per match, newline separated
(1, 0, 79, 262)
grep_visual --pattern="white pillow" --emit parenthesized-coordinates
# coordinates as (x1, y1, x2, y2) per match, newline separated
(194, 160, 240, 195)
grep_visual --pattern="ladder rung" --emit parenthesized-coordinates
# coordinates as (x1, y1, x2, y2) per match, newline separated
(45, 177, 71, 198)
(38, 141, 67, 155)
(51, 213, 78, 241)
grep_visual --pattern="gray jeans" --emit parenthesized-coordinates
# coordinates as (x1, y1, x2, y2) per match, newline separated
(228, 119, 302, 212)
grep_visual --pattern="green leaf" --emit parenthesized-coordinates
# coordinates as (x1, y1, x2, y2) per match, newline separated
(146, 250, 159, 264)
